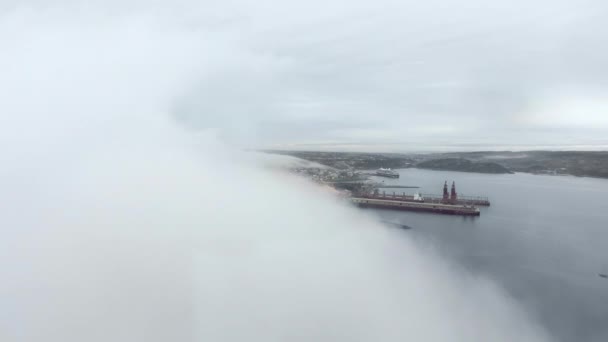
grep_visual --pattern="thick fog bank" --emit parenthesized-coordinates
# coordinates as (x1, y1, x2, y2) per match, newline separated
(0, 2, 551, 341)
(0, 130, 551, 341)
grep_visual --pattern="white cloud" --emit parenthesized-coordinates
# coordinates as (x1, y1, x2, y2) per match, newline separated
(0, 1, 557, 341)
(521, 90, 608, 128)
(2, 0, 601, 151)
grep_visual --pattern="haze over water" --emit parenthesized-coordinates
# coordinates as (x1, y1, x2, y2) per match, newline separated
(369, 169, 608, 342)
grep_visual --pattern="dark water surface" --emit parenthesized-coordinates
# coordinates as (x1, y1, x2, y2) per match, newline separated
(369, 169, 608, 342)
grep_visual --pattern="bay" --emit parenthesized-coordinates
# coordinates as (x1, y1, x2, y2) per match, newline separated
(367, 169, 608, 342)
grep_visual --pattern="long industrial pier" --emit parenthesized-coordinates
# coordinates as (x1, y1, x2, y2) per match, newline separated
(372, 192, 490, 206)
(350, 181, 485, 216)
(352, 197, 480, 216)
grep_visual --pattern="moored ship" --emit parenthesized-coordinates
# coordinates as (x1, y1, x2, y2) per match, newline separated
(375, 168, 399, 178)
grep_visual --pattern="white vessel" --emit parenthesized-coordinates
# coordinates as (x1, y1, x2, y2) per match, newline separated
(413, 192, 424, 202)
(375, 168, 399, 178)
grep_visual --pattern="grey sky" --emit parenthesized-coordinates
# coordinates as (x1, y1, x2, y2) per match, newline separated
(2, 0, 608, 151)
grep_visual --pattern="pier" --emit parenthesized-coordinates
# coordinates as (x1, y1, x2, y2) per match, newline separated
(420, 193, 489, 206)
(359, 191, 489, 206)
(351, 197, 480, 216)
(350, 180, 487, 216)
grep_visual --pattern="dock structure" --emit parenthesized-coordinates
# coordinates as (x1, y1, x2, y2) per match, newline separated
(351, 197, 480, 216)
(365, 181, 490, 207)
(361, 191, 490, 207)
(420, 193, 490, 206)
(350, 180, 488, 216)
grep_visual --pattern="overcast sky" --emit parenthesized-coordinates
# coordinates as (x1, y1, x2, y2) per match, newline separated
(2, 0, 608, 151)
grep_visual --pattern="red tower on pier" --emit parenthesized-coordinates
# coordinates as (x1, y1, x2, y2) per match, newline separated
(450, 181, 458, 204)
(442, 181, 449, 203)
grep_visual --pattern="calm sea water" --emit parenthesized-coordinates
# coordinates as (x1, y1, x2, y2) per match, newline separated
(368, 169, 608, 342)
